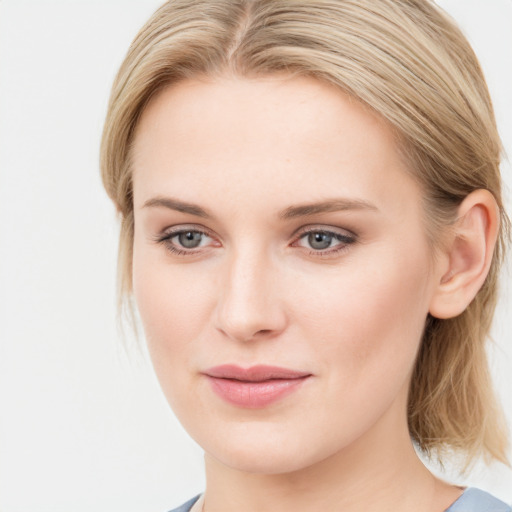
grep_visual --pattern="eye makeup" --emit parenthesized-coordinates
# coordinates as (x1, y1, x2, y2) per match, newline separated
(153, 223, 357, 259)
(153, 224, 219, 257)
(292, 226, 357, 258)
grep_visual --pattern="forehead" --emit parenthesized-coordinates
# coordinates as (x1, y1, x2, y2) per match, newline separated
(131, 75, 420, 218)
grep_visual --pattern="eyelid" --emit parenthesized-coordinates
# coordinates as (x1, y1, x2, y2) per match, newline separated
(292, 224, 357, 240)
(159, 224, 215, 239)
(153, 223, 357, 257)
(154, 224, 221, 254)
(291, 225, 357, 256)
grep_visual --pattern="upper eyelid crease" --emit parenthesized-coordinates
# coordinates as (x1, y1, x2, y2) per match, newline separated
(155, 226, 356, 244)
(295, 229, 356, 244)
(297, 225, 356, 236)
(158, 228, 214, 244)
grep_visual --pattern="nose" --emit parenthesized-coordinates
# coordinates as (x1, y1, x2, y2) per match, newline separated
(214, 247, 287, 343)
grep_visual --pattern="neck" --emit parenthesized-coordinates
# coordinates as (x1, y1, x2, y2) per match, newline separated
(200, 392, 456, 512)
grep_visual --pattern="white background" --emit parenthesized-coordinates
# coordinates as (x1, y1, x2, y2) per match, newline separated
(0, 1, 511, 511)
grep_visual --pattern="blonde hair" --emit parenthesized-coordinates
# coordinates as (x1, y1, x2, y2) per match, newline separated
(100, 0, 510, 468)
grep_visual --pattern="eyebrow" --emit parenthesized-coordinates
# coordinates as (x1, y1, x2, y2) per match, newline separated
(142, 197, 213, 218)
(142, 196, 379, 220)
(279, 198, 379, 219)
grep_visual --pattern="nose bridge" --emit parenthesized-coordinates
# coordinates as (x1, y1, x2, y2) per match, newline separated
(215, 241, 285, 342)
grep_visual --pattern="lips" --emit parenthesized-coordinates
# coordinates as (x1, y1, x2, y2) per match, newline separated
(204, 365, 311, 408)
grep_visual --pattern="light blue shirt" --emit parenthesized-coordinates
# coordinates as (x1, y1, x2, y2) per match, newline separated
(168, 488, 512, 512)
(446, 488, 511, 512)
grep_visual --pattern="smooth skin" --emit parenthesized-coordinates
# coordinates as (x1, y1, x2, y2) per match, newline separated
(130, 75, 498, 512)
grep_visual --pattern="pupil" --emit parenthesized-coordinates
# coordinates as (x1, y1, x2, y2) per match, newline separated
(308, 232, 332, 250)
(179, 231, 202, 248)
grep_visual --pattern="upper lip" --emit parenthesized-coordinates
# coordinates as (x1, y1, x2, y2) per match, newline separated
(204, 364, 311, 382)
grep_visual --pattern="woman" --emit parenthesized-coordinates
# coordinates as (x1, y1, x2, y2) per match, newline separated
(100, 1, 511, 510)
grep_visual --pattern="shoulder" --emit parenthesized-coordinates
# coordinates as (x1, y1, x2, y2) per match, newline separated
(164, 489, 512, 512)
(166, 494, 201, 512)
(446, 488, 511, 512)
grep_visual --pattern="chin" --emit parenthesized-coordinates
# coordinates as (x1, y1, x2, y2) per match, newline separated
(211, 445, 318, 475)
(199, 423, 347, 475)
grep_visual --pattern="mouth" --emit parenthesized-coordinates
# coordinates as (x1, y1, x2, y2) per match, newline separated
(203, 364, 312, 408)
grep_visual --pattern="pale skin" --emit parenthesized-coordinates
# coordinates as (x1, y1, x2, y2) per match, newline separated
(130, 74, 499, 512)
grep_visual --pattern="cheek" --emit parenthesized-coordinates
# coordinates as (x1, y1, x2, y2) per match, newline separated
(290, 246, 431, 384)
(132, 240, 215, 377)
(275, 250, 432, 454)
(132, 258, 216, 424)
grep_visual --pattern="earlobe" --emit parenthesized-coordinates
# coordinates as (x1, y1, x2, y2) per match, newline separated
(428, 189, 499, 319)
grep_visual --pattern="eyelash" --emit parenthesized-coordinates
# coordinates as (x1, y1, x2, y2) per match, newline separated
(155, 226, 357, 258)
(293, 228, 356, 257)
(155, 226, 217, 256)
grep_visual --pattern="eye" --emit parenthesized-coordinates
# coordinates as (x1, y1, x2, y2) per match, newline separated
(293, 228, 356, 255)
(156, 227, 217, 255)
(176, 230, 205, 249)
(306, 232, 336, 250)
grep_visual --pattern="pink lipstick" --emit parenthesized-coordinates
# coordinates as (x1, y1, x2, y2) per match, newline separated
(204, 365, 311, 408)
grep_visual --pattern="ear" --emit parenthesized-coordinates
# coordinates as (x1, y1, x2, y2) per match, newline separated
(429, 189, 499, 319)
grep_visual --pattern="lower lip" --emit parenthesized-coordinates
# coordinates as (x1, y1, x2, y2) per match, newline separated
(206, 376, 310, 408)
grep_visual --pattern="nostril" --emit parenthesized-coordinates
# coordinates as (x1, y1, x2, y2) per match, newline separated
(255, 329, 272, 336)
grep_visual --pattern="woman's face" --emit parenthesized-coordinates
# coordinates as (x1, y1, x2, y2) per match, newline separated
(131, 75, 442, 474)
